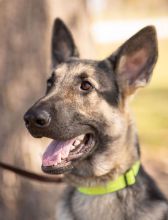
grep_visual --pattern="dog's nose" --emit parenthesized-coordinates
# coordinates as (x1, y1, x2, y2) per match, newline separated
(24, 110, 51, 128)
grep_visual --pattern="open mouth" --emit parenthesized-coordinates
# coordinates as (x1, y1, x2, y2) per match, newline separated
(42, 133, 95, 174)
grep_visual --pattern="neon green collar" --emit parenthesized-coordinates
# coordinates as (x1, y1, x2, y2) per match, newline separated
(77, 161, 140, 195)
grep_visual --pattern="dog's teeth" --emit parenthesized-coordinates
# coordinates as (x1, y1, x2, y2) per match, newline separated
(71, 145, 76, 150)
(73, 140, 81, 147)
(77, 135, 85, 141)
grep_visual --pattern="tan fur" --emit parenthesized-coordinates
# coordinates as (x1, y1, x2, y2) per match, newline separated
(24, 21, 167, 219)
(64, 111, 138, 186)
(43, 63, 140, 186)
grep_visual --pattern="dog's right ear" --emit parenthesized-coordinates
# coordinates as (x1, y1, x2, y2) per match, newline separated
(51, 18, 79, 66)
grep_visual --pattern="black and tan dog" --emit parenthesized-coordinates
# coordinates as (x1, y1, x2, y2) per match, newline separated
(24, 18, 168, 220)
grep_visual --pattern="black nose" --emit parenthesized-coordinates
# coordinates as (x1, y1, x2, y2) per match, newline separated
(24, 110, 51, 128)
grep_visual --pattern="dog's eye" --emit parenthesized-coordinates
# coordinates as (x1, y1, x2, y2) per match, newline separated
(46, 77, 55, 94)
(47, 79, 53, 88)
(80, 81, 93, 91)
(47, 73, 56, 89)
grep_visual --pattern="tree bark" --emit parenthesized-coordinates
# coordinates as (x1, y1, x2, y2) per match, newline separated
(0, 0, 92, 219)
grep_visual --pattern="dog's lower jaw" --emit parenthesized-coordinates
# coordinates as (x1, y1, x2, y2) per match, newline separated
(64, 119, 140, 188)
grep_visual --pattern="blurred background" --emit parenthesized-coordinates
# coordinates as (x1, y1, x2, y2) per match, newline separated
(0, 0, 167, 219)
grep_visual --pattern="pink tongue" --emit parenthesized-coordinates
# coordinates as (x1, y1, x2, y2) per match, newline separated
(42, 139, 75, 167)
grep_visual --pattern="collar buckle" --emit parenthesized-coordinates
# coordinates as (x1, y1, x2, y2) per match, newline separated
(124, 169, 136, 186)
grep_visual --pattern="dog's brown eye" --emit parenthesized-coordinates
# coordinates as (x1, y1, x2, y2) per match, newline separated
(47, 79, 53, 89)
(80, 81, 93, 91)
(46, 73, 56, 91)
(47, 80, 52, 87)
(46, 77, 55, 94)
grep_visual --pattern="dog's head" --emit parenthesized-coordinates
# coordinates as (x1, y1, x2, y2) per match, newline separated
(24, 18, 158, 175)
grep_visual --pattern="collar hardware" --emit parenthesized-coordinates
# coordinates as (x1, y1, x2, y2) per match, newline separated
(77, 161, 140, 195)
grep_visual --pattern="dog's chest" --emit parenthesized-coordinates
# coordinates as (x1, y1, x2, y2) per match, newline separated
(73, 192, 124, 220)
(57, 188, 125, 220)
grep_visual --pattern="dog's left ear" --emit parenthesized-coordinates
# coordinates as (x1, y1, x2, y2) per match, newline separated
(51, 18, 79, 66)
(107, 26, 158, 96)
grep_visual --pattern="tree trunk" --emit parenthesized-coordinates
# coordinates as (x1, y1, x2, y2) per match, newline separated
(0, 0, 92, 219)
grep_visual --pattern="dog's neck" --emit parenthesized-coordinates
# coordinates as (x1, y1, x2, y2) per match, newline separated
(65, 114, 140, 187)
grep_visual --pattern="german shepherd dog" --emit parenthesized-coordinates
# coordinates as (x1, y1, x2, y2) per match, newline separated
(24, 18, 168, 220)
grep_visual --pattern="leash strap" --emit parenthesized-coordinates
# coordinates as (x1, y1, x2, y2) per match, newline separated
(0, 161, 63, 183)
(78, 161, 140, 195)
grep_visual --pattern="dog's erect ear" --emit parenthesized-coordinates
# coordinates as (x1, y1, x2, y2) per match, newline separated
(108, 26, 158, 96)
(51, 18, 79, 66)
